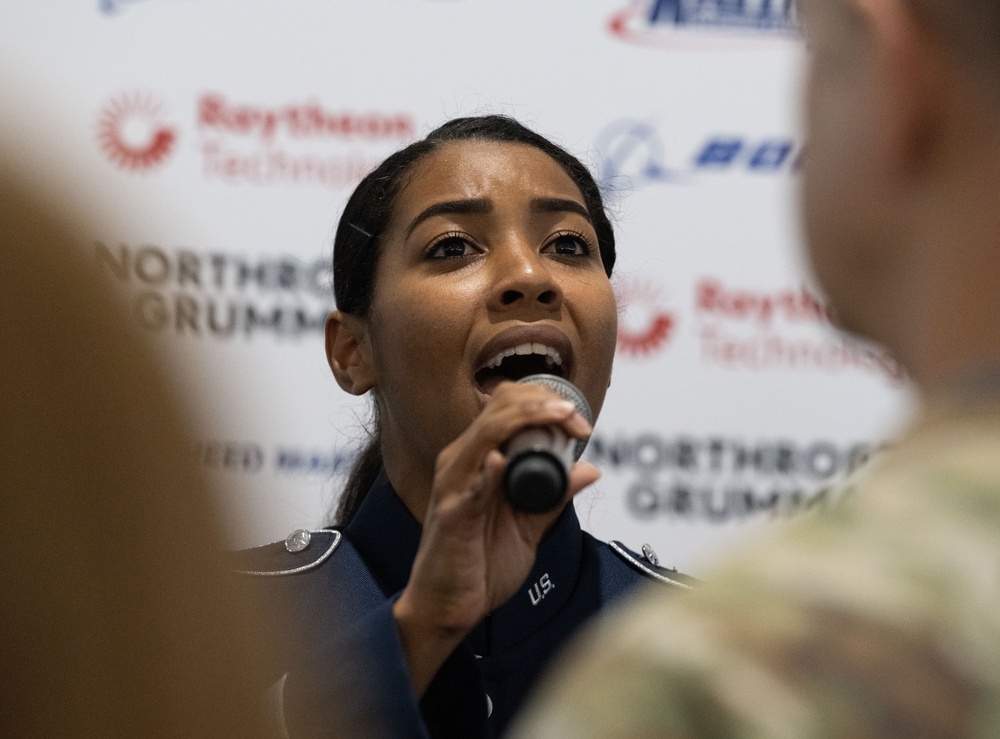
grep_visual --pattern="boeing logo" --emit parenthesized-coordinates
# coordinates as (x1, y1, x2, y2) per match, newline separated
(610, 0, 800, 48)
(597, 120, 682, 191)
(596, 119, 802, 194)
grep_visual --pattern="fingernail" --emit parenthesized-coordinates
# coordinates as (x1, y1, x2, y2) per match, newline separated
(544, 399, 576, 414)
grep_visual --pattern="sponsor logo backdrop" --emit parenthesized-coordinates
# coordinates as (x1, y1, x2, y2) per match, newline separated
(0, 0, 912, 572)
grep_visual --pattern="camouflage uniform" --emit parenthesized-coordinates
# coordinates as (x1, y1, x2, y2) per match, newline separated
(511, 390, 1000, 738)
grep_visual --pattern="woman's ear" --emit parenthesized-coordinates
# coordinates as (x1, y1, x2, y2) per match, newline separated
(851, 0, 945, 180)
(325, 311, 376, 395)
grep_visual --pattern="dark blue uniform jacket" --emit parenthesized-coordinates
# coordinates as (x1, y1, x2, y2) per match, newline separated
(234, 474, 693, 738)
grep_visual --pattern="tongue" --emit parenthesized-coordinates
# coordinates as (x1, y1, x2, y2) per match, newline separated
(476, 352, 563, 396)
(478, 373, 507, 396)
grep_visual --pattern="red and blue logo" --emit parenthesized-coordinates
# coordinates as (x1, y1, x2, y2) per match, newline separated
(609, 0, 800, 49)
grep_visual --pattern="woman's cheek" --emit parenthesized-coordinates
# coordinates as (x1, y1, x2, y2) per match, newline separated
(583, 286, 619, 352)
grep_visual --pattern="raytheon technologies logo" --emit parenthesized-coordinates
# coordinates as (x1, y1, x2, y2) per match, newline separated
(617, 278, 677, 357)
(97, 93, 177, 171)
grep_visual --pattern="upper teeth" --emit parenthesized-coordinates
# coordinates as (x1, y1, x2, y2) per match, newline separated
(484, 343, 562, 370)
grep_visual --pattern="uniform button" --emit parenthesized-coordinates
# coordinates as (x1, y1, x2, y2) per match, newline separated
(641, 543, 659, 566)
(284, 529, 312, 553)
(485, 694, 493, 717)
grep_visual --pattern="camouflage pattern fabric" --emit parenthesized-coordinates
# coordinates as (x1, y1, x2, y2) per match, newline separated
(510, 394, 1000, 738)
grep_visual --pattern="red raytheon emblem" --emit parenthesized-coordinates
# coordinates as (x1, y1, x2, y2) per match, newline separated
(617, 279, 677, 357)
(97, 93, 176, 171)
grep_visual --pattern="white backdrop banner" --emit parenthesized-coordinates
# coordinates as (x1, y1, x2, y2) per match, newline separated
(0, 0, 913, 574)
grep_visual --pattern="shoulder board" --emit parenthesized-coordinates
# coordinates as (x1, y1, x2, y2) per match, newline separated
(230, 529, 342, 577)
(609, 541, 696, 590)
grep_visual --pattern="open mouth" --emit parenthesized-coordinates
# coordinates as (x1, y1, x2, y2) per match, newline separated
(474, 343, 567, 396)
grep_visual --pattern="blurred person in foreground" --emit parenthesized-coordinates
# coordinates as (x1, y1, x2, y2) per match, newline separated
(0, 172, 282, 737)
(511, 0, 1000, 736)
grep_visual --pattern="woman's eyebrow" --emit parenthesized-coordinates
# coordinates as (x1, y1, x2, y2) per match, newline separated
(405, 198, 491, 239)
(530, 197, 592, 224)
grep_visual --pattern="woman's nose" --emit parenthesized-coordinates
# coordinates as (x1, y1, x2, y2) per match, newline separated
(487, 239, 563, 312)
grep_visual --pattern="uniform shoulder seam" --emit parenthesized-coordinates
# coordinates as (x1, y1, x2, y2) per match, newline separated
(234, 530, 343, 577)
(609, 541, 693, 590)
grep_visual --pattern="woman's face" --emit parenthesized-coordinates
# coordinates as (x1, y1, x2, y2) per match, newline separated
(364, 140, 618, 477)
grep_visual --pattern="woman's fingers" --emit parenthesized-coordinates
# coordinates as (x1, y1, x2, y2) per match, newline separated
(434, 382, 591, 494)
(567, 461, 601, 497)
(482, 449, 506, 487)
(509, 461, 602, 545)
(398, 389, 603, 696)
(414, 384, 599, 611)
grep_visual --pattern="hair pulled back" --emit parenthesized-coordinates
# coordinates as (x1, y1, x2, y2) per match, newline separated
(331, 115, 616, 525)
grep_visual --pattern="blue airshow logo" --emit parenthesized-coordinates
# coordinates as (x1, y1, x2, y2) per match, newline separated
(100, 0, 195, 15)
(100, 0, 147, 13)
(609, 0, 799, 48)
(596, 118, 801, 194)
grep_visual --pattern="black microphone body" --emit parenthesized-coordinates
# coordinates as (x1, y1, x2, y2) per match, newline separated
(503, 374, 593, 514)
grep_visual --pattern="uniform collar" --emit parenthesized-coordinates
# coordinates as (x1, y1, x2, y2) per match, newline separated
(343, 472, 423, 597)
(472, 500, 583, 654)
(343, 471, 584, 653)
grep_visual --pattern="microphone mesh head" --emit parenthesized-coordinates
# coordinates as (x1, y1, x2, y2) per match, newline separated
(517, 374, 593, 461)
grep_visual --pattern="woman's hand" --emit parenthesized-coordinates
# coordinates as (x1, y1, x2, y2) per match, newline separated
(392, 381, 598, 697)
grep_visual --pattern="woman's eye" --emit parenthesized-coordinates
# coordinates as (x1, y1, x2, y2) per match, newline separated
(429, 236, 476, 259)
(548, 234, 590, 257)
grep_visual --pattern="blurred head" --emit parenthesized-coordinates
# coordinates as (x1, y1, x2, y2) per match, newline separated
(798, 0, 887, 341)
(0, 174, 276, 737)
(798, 0, 1000, 381)
(327, 116, 618, 522)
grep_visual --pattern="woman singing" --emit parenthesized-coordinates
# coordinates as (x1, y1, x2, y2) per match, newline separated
(235, 115, 693, 738)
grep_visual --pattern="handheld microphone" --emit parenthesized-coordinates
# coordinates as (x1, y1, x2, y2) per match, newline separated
(503, 374, 593, 514)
